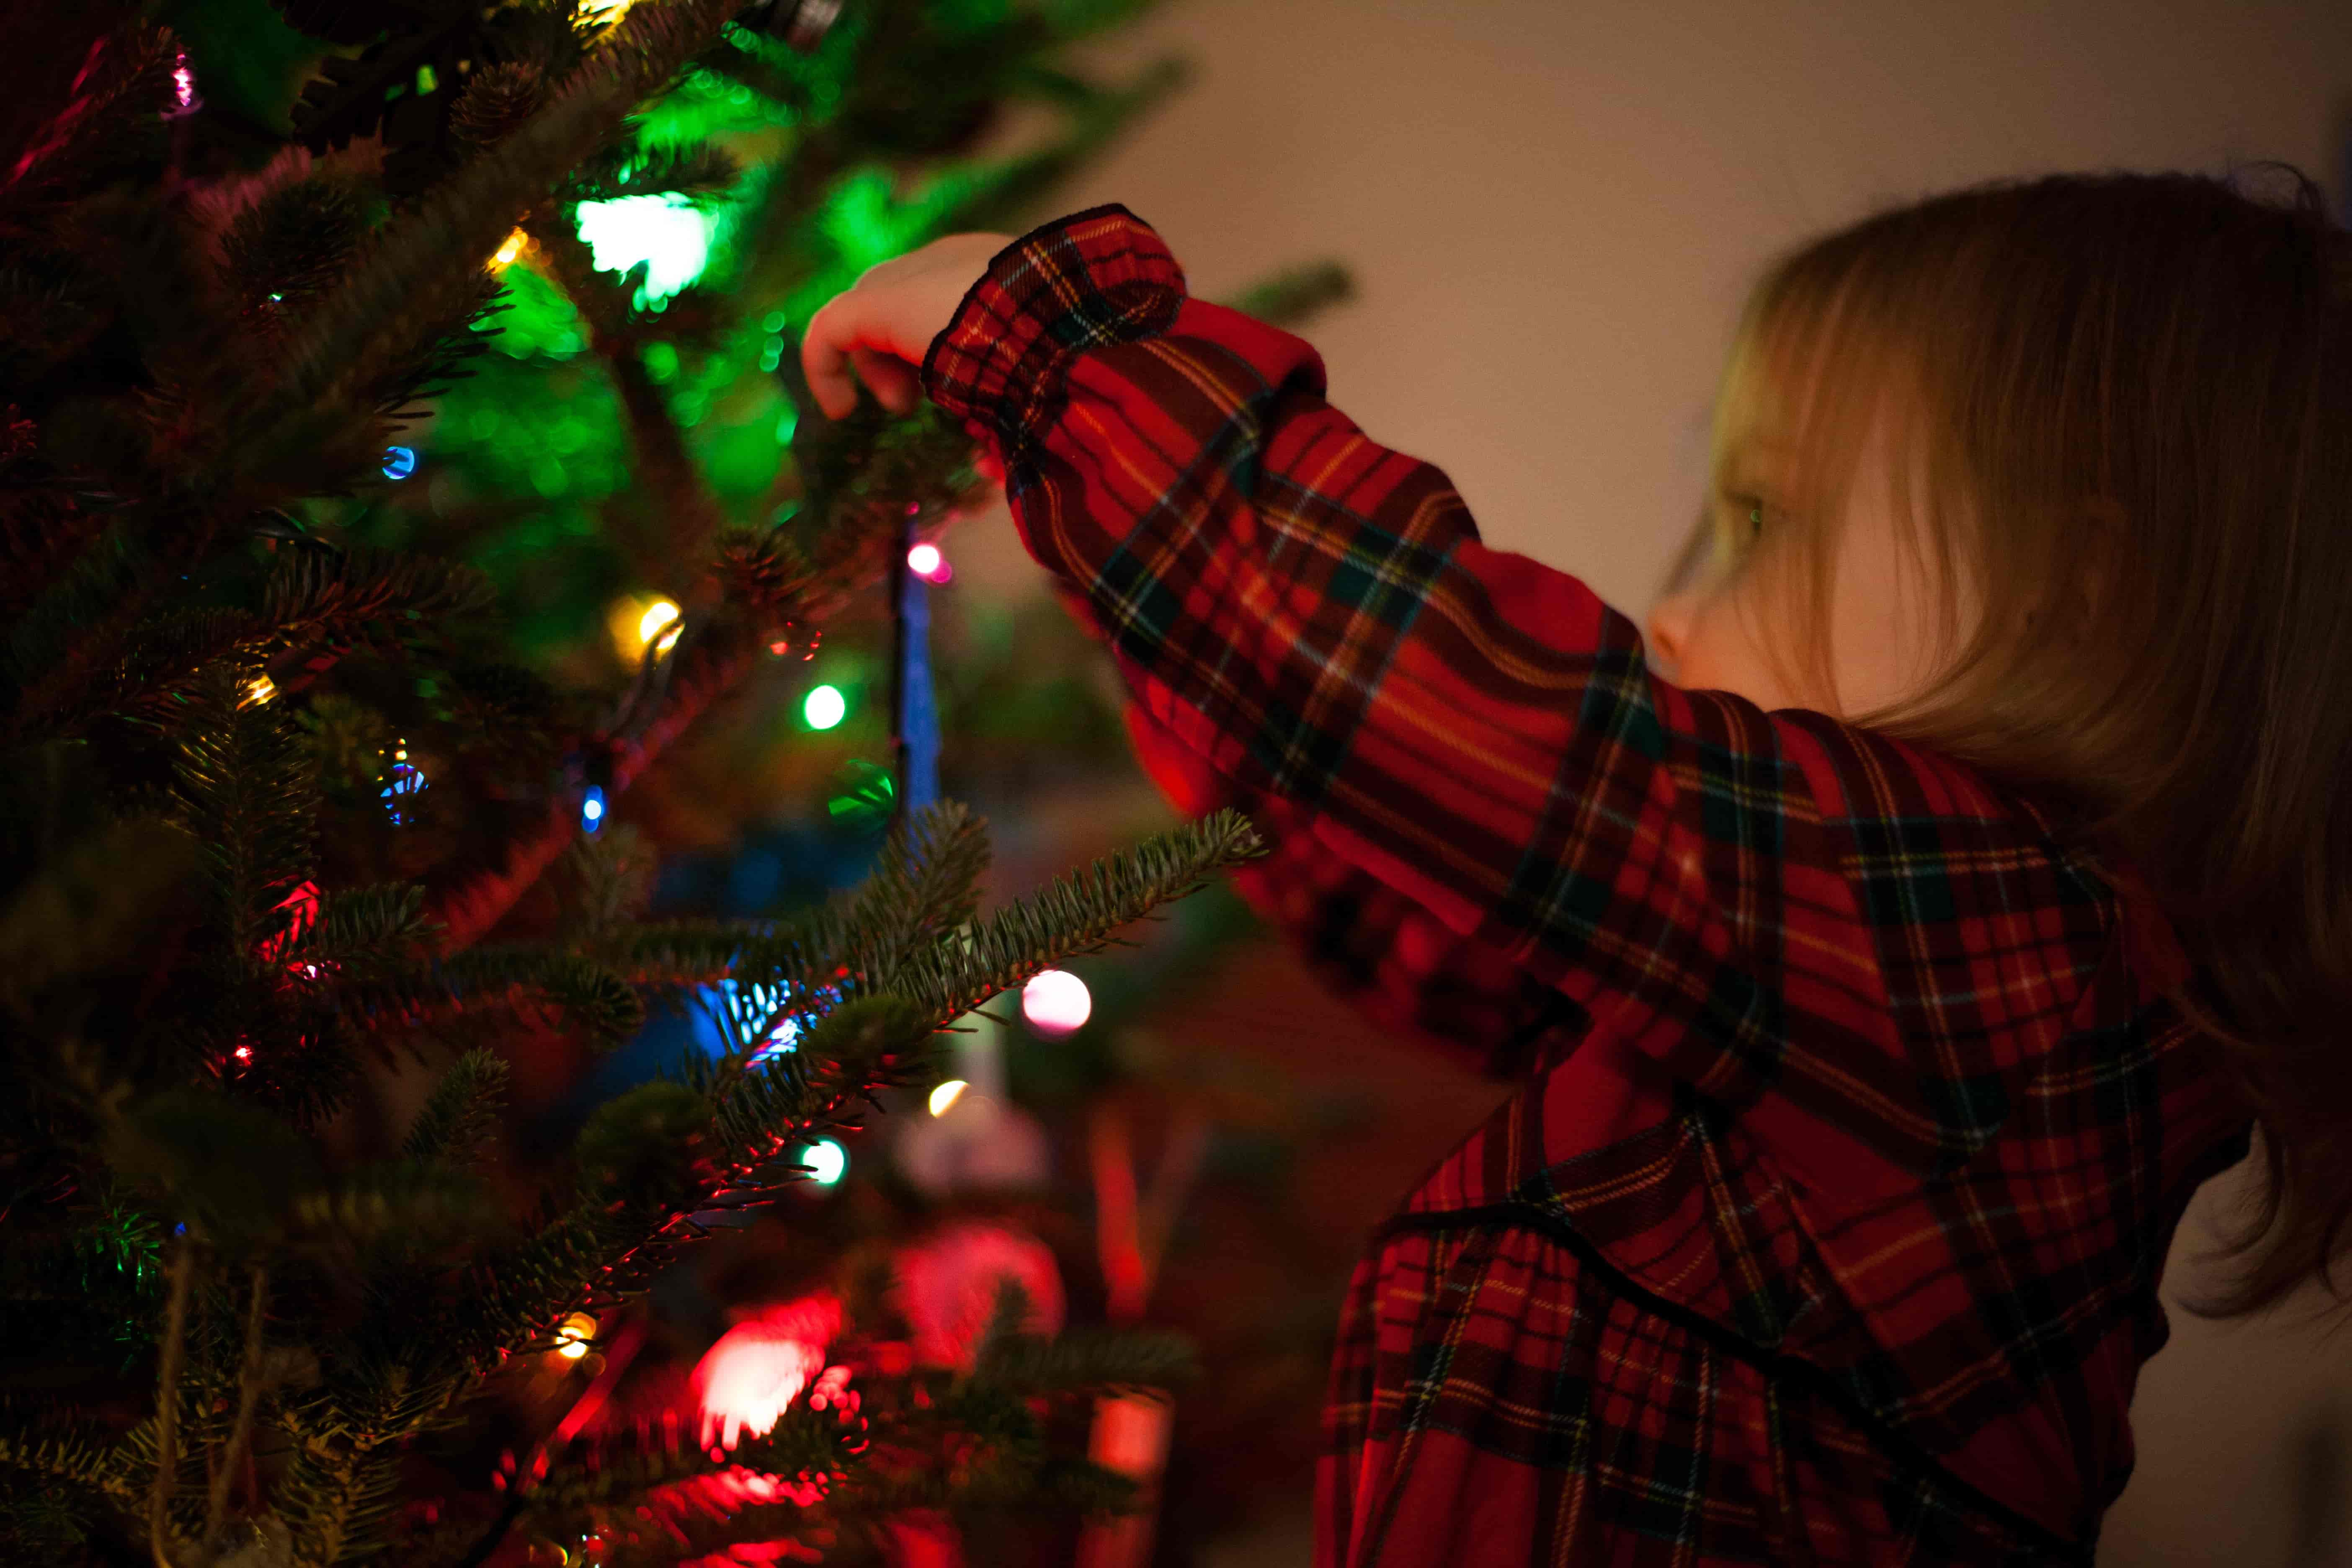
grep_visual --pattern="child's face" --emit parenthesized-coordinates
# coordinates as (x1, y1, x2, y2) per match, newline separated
(1643, 407, 1966, 721)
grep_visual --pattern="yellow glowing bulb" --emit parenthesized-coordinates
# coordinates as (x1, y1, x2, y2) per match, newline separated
(554, 1312, 596, 1359)
(243, 676, 277, 706)
(491, 229, 527, 268)
(578, 0, 636, 21)
(637, 599, 681, 648)
(927, 1079, 967, 1117)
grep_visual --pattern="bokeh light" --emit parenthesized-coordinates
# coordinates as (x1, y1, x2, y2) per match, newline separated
(581, 785, 605, 833)
(802, 684, 846, 730)
(1021, 970, 1092, 1036)
(554, 1312, 596, 1360)
(693, 1294, 842, 1451)
(637, 598, 681, 647)
(907, 542, 941, 578)
(927, 1079, 967, 1117)
(575, 195, 712, 306)
(607, 594, 684, 664)
(802, 1139, 846, 1185)
(382, 446, 416, 480)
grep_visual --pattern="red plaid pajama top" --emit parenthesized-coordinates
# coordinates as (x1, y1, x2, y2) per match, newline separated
(919, 204, 2256, 1567)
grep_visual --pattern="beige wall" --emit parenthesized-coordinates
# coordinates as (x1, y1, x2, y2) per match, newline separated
(955, 3, 2352, 1562)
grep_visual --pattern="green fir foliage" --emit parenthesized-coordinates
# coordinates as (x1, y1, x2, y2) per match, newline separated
(0, 1, 1306, 1563)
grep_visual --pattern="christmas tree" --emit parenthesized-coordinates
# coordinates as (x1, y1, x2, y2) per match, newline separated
(0, 2, 1280, 1562)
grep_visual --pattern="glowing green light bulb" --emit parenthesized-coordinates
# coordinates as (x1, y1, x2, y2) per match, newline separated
(803, 684, 846, 730)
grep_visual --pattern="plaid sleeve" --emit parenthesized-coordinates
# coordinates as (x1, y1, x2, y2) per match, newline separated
(923, 204, 2113, 1198)
(1122, 698, 1587, 1082)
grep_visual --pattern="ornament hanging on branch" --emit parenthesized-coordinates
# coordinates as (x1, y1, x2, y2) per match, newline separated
(890, 509, 941, 826)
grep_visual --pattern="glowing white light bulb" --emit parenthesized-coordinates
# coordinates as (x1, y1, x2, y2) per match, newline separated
(927, 1079, 968, 1117)
(575, 195, 712, 305)
(907, 543, 941, 578)
(637, 598, 681, 647)
(554, 1312, 596, 1360)
(1021, 970, 1091, 1036)
(803, 1139, 846, 1184)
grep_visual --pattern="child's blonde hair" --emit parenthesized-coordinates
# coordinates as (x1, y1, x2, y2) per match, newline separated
(1664, 162, 2352, 1325)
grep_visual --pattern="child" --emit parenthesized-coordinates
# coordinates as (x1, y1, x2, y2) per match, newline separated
(802, 166, 2348, 1565)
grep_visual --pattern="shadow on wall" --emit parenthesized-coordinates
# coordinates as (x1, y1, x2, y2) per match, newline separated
(2287, 1402, 2349, 1563)
(2101, 1133, 2352, 1568)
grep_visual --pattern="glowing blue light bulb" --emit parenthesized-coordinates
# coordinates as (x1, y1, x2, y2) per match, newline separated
(383, 446, 417, 480)
(581, 785, 606, 833)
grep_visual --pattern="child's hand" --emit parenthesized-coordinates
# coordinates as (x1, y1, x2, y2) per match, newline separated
(801, 232, 1015, 421)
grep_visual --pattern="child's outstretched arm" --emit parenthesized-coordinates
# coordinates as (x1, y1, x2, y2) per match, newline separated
(1120, 696, 1586, 1082)
(812, 205, 2121, 1199)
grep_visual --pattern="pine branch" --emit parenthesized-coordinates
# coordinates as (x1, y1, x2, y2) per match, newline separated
(168, 664, 320, 963)
(519, 1403, 851, 1523)
(563, 141, 742, 207)
(231, 0, 740, 482)
(428, 1202, 659, 1378)
(2, 511, 226, 742)
(841, 800, 991, 979)
(0, 812, 193, 1016)
(521, 211, 727, 592)
(398, 1049, 509, 1168)
(425, 617, 762, 953)
(298, 882, 437, 977)
(277, 1431, 407, 1568)
(111, 606, 266, 717)
(972, 1328, 1198, 1396)
(599, 917, 757, 989)
(0, 1399, 141, 1502)
(285, 1160, 499, 1255)
(0, 13, 170, 212)
(338, 945, 644, 1049)
(1217, 260, 1356, 330)
(263, 543, 496, 641)
(886, 807, 1266, 1026)
(562, 823, 657, 942)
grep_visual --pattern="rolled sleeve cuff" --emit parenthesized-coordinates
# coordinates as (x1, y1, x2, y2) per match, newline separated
(920, 203, 1188, 451)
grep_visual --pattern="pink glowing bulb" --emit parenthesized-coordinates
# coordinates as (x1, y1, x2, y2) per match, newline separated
(906, 542, 941, 579)
(171, 54, 195, 110)
(1020, 969, 1091, 1035)
(692, 1293, 843, 1451)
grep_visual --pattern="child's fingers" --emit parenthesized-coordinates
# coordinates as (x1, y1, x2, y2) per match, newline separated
(802, 292, 901, 420)
(800, 296, 859, 420)
(851, 348, 922, 416)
